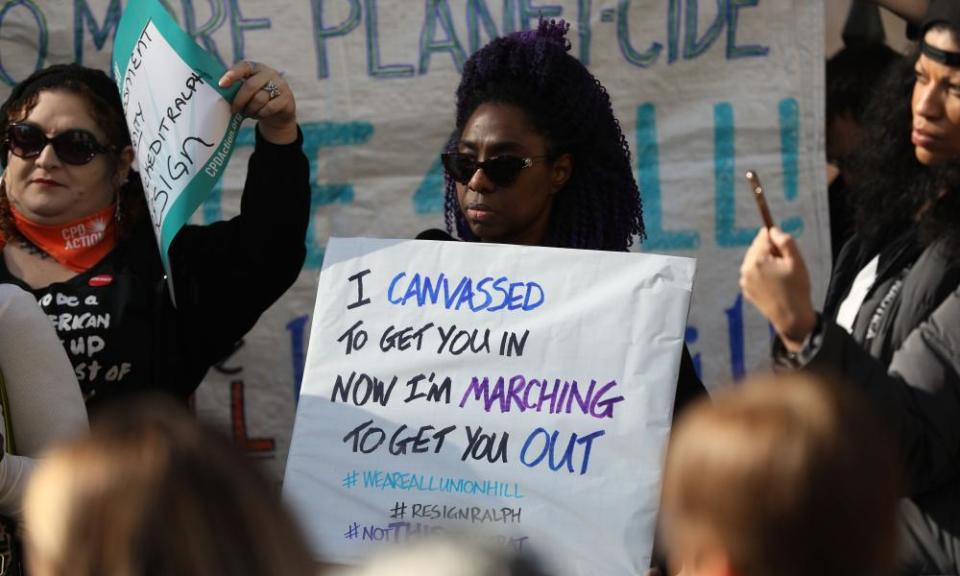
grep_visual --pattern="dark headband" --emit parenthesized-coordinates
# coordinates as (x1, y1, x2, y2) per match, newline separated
(919, 0, 960, 57)
(921, 40, 960, 67)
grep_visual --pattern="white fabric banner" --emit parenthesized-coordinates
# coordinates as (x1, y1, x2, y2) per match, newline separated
(284, 237, 695, 574)
(0, 1, 827, 482)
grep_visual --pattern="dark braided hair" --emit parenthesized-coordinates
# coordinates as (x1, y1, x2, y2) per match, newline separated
(445, 20, 645, 251)
(0, 64, 145, 240)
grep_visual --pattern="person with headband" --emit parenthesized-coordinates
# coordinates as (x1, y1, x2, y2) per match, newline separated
(740, 2, 960, 572)
(0, 61, 309, 413)
(425, 20, 705, 415)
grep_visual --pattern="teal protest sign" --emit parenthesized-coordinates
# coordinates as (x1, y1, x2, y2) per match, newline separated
(111, 0, 242, 287)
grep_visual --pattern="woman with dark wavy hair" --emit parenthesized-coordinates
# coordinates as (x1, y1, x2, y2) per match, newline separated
(427, 20, 702, 412)
(0, 61, 308, 413)
(740, 2, 960, 573)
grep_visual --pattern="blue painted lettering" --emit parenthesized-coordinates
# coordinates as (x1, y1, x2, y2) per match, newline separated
(419, 0, 467, 74)
(302, 121, 375, 268)
(715, 101, 804, 247)
(577, 0, 591, 64)
(181, 0, 228, 69)
(0, 1, 47, 86)
(286, 314, 310, 403)
(466, 0, 500, 55)
(413, 151, 446, 214)
(518, 0, 562, 31)
(684, 0, 724, 60)
(227, 0, 271, 62)
(726, 0, 768, 59)
(667, 0, 681, 63)
(74, 0, 121, 64)
(388, 272, 544, 312)
(713, 102, 752, 247)
(617, 0, 662, 68)
(519, 427, 606, 475)
(311, 0, 362, 79)
(636, 103, 700, 250)
(725, 292, 745, 379)
(366, 0, 415, 78)
(502, 0, 518, 34)
(387, 272, 407, 304)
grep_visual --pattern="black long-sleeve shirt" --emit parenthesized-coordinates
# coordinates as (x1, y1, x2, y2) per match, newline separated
(0, 126, 310, 413)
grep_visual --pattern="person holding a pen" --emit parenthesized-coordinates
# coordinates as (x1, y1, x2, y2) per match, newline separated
(740, 3, 960, 573)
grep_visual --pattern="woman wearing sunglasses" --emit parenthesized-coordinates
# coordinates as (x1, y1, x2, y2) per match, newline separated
(431, 21, 703, 416)
(0, 62, 309, 414)
(432, 20, 702, 404)
(438, 22, 637, 251)
(430, 23, 703, 574)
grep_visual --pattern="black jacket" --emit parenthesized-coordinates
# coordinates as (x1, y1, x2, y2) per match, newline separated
(782, 231, 960, 575)
(0, 127, 310, 413)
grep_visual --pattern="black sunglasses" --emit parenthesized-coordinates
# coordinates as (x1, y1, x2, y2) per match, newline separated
(4, 123, 111, 166)
(441, 152, 547, 188)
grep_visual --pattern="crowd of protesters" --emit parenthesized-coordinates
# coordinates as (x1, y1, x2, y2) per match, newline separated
(0, 0, 957, 574)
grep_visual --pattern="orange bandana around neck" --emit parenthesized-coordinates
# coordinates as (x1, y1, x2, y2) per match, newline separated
(11, 204, 117, 272)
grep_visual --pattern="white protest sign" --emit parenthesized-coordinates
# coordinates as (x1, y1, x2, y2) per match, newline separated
(111, 0, 242, 278)
(284, 237, 696, 576)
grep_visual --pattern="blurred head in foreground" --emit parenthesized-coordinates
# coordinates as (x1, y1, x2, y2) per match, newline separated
(23, 395, 316, 576)
(352, 536, 549, 576)
(660, 372, 899, 576)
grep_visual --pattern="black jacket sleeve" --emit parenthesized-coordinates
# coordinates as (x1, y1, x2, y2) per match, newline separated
(673, 344, 707, 421)
(804, 293, 960, 497)
(166, 125, 311, 378)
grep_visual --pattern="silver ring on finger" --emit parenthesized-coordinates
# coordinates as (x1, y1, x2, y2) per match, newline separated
(263, 80, 281, 100)
(247, 60, 259, 76)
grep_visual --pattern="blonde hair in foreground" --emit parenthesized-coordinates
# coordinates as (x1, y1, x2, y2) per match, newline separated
(660, 372, 900, 576)
(23, 395, 317, 576)
(351, 536, 549, 576)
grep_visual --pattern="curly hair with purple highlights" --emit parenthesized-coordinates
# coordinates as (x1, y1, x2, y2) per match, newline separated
(444, 20, 645, 251)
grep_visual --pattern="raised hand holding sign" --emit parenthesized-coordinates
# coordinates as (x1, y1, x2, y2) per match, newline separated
(112, 0, 244, 295)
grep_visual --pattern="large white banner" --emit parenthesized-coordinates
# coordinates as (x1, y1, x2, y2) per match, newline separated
(284, 237, 695, 574)
(0, 1, 827, 480)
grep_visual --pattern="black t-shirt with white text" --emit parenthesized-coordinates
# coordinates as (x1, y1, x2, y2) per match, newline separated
(0, 129, 311, 412)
